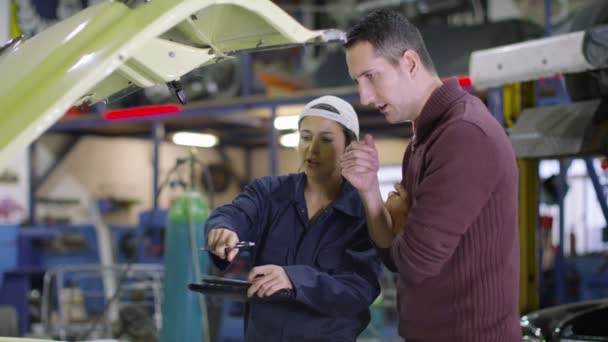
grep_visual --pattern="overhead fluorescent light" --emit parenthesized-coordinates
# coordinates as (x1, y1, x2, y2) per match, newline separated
(274, 115, 299, 130)
(172, 132, 218, 148)
(273, 104, 304, 130)
(279, 132, 300, 148)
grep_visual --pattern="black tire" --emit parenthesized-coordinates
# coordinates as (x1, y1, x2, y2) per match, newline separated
(0, 306, 19, 337)
(565, 0, 608, 101)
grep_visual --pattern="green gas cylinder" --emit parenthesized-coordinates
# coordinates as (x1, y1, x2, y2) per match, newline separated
(160, 191, 210, 342)
(359, 292, 385, 340)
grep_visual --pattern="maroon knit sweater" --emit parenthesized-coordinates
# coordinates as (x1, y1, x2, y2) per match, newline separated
(377, 79, 521, 341)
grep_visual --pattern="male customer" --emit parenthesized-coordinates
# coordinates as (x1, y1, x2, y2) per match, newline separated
(340, 9, 521, 342)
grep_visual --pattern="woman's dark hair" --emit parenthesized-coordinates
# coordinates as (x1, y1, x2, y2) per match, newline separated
(343, 127, 356, 147)
(345, 8, 436, 74)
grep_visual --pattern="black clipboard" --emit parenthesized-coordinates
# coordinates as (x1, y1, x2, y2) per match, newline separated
(188, 275, 294, 303)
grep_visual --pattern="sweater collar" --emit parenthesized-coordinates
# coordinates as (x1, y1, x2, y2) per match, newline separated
(413, 78, 466, 145)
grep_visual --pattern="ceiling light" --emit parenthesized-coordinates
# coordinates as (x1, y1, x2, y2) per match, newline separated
(279, 132, 299, 148)
(274, 115, 299, 130)
(172, 132, 218, 148)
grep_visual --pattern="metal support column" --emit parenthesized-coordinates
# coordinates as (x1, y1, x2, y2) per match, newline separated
(503, 82, 539, 313)
(240, 53, 252, 97)
(268, 106, 278, 177)
(555, 160, 569, 304)
(537, 173, 544, 305)
(486, 87, 504, 127)
(518, 159, 540, 313)
(503, 83, 522, 128)
(245, 147, 253, 183)
(152, 121, 163, 210)
(544, 0, 553, 37)
(28, 142, 36, 224)
(584, 159, 608, 227)
(34, 136, 80, 190)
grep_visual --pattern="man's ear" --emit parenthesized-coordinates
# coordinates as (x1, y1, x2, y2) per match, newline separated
(400, 50, 421, 77)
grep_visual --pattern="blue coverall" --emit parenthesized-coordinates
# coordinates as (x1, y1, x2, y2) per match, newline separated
(205, 173, 382, 341)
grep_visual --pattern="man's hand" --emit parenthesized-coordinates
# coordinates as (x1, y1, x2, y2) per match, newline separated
(207, 228, 239, 262)
(341, 133, 395, 248)
(247, 265, 293, 298)
(341, 134, 380, 194)
(386, 183, 409, 236)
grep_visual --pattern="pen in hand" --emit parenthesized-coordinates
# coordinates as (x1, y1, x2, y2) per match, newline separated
(199, 241, 255, 251)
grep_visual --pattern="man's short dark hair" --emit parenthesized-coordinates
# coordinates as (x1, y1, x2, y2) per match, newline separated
(345, 9, 436, 74)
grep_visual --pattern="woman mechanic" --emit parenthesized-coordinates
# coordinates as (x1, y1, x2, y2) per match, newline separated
(205, 95, 382, 341)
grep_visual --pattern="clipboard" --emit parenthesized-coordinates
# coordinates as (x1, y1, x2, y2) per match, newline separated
(188, 275, 294, 303)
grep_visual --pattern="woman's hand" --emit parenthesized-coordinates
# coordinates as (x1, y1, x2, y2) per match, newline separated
(207, 228, 239, 262)
(247, 265, 293, 298)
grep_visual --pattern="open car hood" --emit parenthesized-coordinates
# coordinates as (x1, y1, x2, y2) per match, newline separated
(0, 0, 345, 169)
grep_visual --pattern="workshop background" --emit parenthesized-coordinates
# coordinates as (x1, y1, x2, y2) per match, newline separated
(0, 0, 607, 341)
